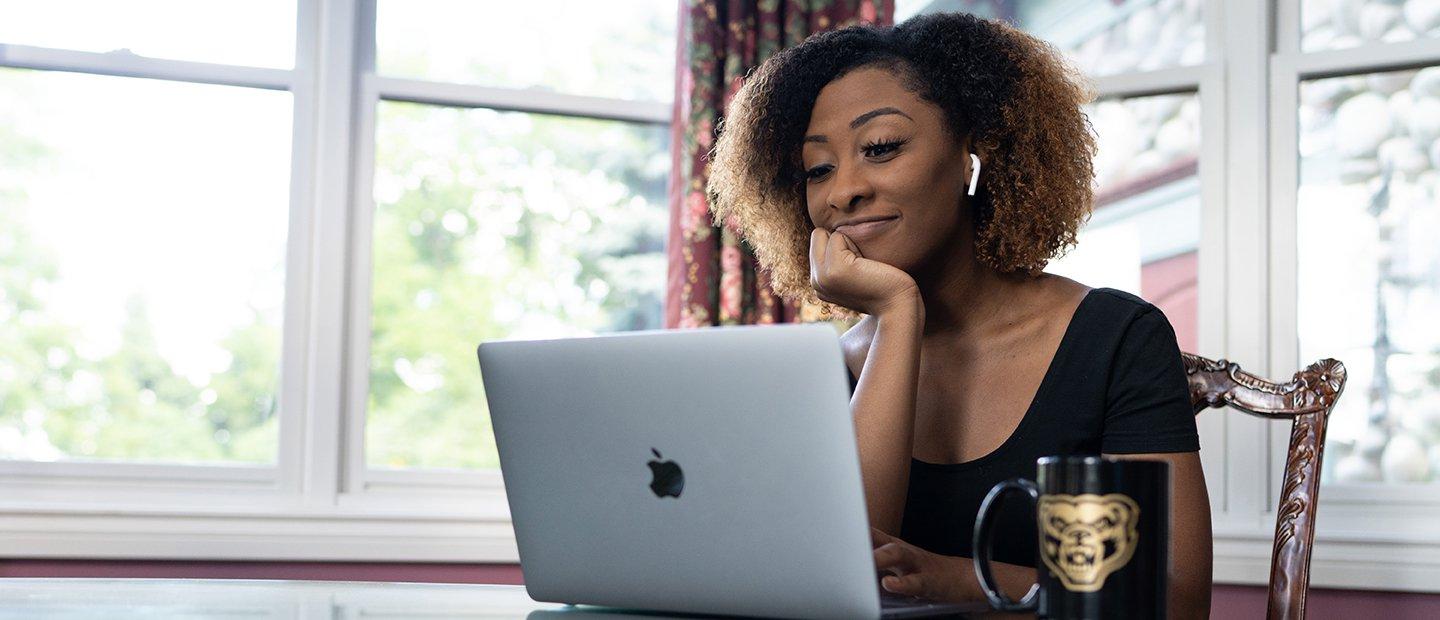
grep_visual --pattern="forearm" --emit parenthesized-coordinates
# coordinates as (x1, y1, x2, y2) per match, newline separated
(1169, 458, 1212, 619)
(852, 293, 924, 534)
(951, 556, 1037, 604)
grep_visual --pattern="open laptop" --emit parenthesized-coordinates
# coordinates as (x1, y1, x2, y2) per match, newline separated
(477, 324, 980, 619)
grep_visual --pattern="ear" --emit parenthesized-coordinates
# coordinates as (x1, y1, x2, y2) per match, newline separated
(967, 153, 982, 196)
(954, 133, 979, 197)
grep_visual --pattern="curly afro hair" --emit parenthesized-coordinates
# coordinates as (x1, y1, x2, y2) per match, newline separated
(706, 12, 1097, 310)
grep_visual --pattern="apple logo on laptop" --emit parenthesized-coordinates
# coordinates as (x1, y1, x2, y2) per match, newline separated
(647, 448, 684, 498)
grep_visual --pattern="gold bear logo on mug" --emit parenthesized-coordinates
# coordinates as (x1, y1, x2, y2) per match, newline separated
(1038, 493, 1140, 592)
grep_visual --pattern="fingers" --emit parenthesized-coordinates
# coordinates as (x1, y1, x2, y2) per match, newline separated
(828, 228, 855, 265)
(809, 227, 829, 270)
(873, 542, 920, 574)
(870, 527, 894, 549)
(881, 573, 927, 598)
(875, 540, 939, 600)
(808, 228, 829, 287)
(836, 229, 863, 259)
(811, 227, 857, 296)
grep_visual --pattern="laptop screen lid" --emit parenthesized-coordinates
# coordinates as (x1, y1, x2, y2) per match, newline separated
(477, 323, 880, 619)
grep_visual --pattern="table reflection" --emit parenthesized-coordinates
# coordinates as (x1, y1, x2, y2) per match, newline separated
(0, 579, 557, 619)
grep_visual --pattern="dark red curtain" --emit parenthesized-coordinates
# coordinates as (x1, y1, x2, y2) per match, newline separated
(664, 0, 895, 328)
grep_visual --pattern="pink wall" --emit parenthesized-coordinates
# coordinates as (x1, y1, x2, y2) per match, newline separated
(4, 561, 1440, 618)
(1140, 250, 1198, 354)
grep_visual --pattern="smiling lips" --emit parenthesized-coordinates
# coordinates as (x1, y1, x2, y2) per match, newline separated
(833, 215, 899, 241)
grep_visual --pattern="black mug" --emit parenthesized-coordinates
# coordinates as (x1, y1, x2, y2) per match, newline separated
(973, 456, 1169, 619)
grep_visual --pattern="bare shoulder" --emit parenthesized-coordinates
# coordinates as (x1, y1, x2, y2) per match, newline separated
(838, 316, 877, 378)
(1033, 273, 1092, 318)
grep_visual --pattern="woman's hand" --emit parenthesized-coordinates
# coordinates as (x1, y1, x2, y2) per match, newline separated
(871, 528, 972, 603)
(809, 228, 919, 316)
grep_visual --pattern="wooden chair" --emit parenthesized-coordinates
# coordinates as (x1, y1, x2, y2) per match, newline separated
(1183, 353, 1348, 620)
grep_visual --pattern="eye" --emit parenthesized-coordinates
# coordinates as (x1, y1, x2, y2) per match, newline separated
(804, 164, 833, 181)
(862, 138, 907, 158)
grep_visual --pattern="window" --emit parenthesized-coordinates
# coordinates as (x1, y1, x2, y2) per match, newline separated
(0, 69, 291, 464)
(361, 0, 674, 473)
(0, 0, 675, 562)
(0, 3, 297, 467)
(1285, 11, 1440, 482)
(375, 0, 675, 101)
(0, 1, 296, 68)
(366, 106, 669, 470)
(1298, 68, 1440, 486)
(1300, 0, 1440, 51)
(1269, 3, 1440, 588)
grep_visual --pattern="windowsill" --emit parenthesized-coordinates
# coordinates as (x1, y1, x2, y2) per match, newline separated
(5, 505, 1440, 593)
(1214, 532, 1440, 593)
(0, 505, 519, 563)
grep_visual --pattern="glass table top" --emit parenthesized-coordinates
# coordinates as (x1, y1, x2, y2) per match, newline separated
(0, 579, 567, 619)
(0, 579, 966, 619)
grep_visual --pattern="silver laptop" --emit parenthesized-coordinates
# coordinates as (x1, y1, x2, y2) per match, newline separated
(478, 324, 978, 619)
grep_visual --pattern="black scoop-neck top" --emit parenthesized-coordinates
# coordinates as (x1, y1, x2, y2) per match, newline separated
(847, 288, 1199, 567)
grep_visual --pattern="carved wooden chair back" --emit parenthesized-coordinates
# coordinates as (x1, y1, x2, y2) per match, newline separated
(1183, 353, 1347, 620)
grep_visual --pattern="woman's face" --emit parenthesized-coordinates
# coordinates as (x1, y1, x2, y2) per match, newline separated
(801, 66, 972, 273)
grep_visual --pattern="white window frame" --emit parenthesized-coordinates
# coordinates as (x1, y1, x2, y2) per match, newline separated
(1063, 0, 1440, 594)
(337, 0, 669, 513)
(4, 0, 1440, 594)
(0, 1, 322, 532)
(0, 0, 669, 563)
(1249, 1, 1440, 593)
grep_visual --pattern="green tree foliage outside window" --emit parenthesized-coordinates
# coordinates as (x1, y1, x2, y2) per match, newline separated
(0, 69, 280, 464)
(365, 102, 669, 470)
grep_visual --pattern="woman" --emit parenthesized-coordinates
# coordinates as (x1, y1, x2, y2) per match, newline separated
(706, 11, 1212, 617)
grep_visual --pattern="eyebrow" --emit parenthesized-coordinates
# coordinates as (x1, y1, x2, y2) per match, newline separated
(803, 107, 913, 143)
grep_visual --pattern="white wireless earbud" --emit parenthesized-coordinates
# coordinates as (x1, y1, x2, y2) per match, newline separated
(967, 153, 982, 196)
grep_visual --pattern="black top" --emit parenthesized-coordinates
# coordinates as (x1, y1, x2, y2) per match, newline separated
(846, 288, 1199, 567)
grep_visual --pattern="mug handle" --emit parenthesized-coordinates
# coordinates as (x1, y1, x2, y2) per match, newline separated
(973, 478, 1041, 612)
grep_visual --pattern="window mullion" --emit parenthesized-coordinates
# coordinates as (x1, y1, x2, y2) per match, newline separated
(373, 76, 671, 124)
(1092, 66, 1203, 99)
(342, 0, 380, 498)
(1292, 37, 1440, 78)
(276, 0, 317, 499)
(293, 0, 366, 509)
(1196, 0, 1229, 522)
(1265, 1, 1303, 527)
(1216, 0, 1276, 534)
(1275, 0, 1299, 57)
(0, 43, 292, 90)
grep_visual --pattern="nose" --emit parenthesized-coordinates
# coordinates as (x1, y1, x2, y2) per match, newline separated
(825, 159, 873, 213)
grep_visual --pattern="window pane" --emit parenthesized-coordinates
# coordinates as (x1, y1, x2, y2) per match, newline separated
(895, 0, 1204, 77)
(0, 1, 297, 69)
(1299, 67, 1440, 484)
(376, 0, 676, 102)
(1302, 0, 1440, 52)
(367, 103, 669, 470)
(1047, 94, 1201, 351)
(0, 69, 292, 464)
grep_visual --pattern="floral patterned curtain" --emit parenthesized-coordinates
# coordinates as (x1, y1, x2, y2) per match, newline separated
(665, 0, 895, 328)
